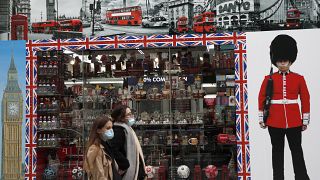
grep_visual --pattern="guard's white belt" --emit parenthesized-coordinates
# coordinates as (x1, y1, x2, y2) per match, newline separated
(271, 99, 298, 104)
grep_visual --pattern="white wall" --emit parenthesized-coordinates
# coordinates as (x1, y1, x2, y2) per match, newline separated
(247, 29, 320, 180)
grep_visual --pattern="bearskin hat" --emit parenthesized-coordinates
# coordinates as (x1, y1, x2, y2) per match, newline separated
(270, 34, 297, 66)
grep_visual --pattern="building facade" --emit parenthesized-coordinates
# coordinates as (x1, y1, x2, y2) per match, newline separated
(46, 0, 56, 21)
(1, 52, 23, 180)
(17, 0, 31, 25)
(168, 0, 194, 28)
(310, 0, 320, 22)
(0, 0, 12, 33)
(215, 0, 258, 28)
(193, 0, 206, 16)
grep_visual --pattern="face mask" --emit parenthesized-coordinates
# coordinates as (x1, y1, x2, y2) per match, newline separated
(127, 118, 136, 127)
(101, 129, 114, 141)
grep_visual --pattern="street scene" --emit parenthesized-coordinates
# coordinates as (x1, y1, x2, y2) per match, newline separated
(1, 0, 320, 40)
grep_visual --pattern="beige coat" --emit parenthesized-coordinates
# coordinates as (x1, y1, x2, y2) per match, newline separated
(84, 144, 113, 180)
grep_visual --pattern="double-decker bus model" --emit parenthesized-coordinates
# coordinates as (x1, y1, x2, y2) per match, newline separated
(177, 16, 189, 33)
(286, 8, 302, 29)
(31, 20, 59, 33)
(59, 19, 83, 32)
(193, 12, 216, 33)
(106, 6, 142, 26)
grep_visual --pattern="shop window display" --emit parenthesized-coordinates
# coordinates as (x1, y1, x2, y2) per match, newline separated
(35, 44, 237, 180)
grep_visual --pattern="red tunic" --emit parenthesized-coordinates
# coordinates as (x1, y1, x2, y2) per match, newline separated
(258, 71, 310, 128)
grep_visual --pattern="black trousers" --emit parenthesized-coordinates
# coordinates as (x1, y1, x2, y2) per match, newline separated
(268, 126, 309, 180)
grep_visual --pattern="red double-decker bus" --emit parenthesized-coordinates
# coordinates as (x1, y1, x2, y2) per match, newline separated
(59, 19, 83, 32)
(106, 6, 142, 26)
(193, 12, 216, 33)
(286, 8, 302, 29)
(31, 20, 59, 33)
(177, 16, 189, 33)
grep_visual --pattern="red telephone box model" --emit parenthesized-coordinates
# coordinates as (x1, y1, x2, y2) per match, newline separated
(11, 14, 28, 40)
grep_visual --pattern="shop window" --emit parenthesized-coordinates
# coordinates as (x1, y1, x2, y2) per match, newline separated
(35, 45, 237, 179)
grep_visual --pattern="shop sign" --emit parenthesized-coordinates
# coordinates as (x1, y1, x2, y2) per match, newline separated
(143, 76, 192, 83)
(217, 0, 254, 16)
(143, 77, 166, 83)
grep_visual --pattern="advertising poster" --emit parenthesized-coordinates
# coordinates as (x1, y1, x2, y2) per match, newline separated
(0, 40, 26, 180)
(1, 0, 320, 40)
(247, 29, 320, 180)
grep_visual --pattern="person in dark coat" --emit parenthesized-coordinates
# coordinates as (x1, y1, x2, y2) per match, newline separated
(110, 105, 146, 180)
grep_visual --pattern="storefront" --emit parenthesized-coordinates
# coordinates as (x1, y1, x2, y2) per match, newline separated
(25, 33, 247, 179)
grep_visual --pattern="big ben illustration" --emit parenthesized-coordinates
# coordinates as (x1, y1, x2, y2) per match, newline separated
(1, 51, 23, 180)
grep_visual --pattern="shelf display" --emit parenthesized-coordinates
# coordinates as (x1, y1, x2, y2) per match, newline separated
(35, 45, 237, 180)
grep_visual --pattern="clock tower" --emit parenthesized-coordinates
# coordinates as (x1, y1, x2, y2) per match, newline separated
(1, 51, 23, 180)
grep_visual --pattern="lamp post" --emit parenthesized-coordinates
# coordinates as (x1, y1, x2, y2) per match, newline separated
(56, 0, 59, 21)
(235, 0, 244, 31)
(90, 0, 96, 36)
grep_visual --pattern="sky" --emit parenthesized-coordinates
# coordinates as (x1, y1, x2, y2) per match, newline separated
(0, 40, 26, 174)
(30, 0, 168, 22)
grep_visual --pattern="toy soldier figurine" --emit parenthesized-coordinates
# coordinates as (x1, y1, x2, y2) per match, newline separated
(258, 34, 310, 180)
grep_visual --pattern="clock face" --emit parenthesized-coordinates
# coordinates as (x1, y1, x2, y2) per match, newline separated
(8, 102, 19, 117)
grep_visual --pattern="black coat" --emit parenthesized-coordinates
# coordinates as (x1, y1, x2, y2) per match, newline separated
(110, 125, 146, 180)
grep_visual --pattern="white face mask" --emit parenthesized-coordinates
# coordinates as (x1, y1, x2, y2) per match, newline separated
(101, 129, 114, 141)
(127, 117, 136, 126)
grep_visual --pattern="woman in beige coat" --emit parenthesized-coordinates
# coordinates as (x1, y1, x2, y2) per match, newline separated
(84, 115, 121, 180)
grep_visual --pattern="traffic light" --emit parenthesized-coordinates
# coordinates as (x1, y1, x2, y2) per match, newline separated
(96, 0, 101, 14)
(90, 4, 94, 11)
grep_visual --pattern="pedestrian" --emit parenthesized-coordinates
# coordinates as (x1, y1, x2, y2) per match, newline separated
(258, 34, 310, 180)
(110, 105, 146, 180)
(84, 115, 122, 180)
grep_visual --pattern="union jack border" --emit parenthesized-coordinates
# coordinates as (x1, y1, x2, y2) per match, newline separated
(25, 32, 248, 179)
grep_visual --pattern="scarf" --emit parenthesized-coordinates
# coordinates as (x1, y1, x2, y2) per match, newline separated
(114, 122, 146, 180)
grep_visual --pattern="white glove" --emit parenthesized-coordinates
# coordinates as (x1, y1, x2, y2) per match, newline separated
(302, 113, 310, 126)
(259, 111, 267, 129)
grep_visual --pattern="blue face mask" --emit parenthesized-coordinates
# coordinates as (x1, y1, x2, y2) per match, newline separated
(127, 118, 136, 127)
(101, 129, 114, 141)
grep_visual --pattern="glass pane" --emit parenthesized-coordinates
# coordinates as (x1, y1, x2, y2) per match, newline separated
(36, 45, 237, 179)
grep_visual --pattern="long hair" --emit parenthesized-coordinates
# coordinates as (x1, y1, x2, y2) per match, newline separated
(85, 115, 112, 152)
(111, 105, 129, 123)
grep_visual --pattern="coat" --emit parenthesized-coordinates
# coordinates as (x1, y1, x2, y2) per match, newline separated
(84, 144, 113, 180)
(258, 71, 310, 128)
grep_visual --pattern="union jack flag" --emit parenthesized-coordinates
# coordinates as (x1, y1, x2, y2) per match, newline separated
(61, 37, 87, 51)
(32, 147, 37, 173)
(33, 60, 37, 86)
(146, 34, 174, 47)
(236, 113, 241, 141)
(235, 83, 241, 110)
(244, 114, 249, 141)
(24, 147, 30, 174)
(117, 35, 144, 49)
(26, 61, 30, 87)
(33, 89, 37, 115)
(237, 144, 243, 173)
(32, 38, 57, 45)
(176, 34, 204, 47)
(245, 144, 251, 174)
(26, 89, 30, 115)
